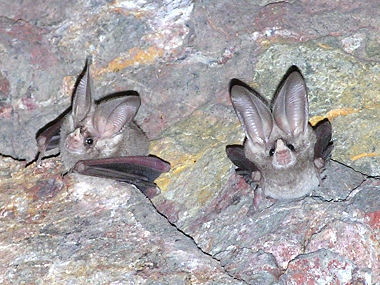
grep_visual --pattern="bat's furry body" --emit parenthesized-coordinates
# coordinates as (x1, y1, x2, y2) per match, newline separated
(36, 59, 167, 193)
(59, 105, 148, 170)
(227, 67, 332, 201)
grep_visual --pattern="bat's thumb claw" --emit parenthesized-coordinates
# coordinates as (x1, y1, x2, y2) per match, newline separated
(35, 152, 44, 167)
(141, 186, 161, 199)
(74, 161, 86, 172)
(314, 157, 325, 169)
(86, 55, 93, 65)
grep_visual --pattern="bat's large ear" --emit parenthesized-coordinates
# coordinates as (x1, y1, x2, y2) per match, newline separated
(229, 79, 273, 145)
(93, 95, 141, 138)
(72, 57, 94, 122)
(272, 67, 308, 137)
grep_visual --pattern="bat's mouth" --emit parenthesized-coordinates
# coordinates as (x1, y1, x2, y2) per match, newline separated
(65, 128, 87, 154)
(276, 150, 292, 166)
(66, 145, 85, 154)
(65, 138, 85, 154)
(271, 139, 296, 169)
(272, 149, 296, 169)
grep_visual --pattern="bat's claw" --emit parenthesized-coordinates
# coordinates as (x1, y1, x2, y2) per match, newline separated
(247, 187, 264, 215)
(253, 187, 263, 209)
(251, 171, 261, 182)
(139, 186, 161, 199)
(35, 151, 44, 167)
(74, 161, 87, 172)
(314, 157, 325, 169)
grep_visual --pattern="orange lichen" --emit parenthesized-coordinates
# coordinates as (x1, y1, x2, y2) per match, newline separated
(96, 47, 163, 76)
(310, 107, 359, 126)
(309, 115, 325, 126)
(154, 173, 171, 191)
(350, 152, 378, 161)
(326, 108, 359, 120)
(63, 76, 76, 97)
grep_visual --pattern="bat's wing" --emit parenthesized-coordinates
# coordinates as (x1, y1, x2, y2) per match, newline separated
(73, 156, 171, 198)
(36, 115, 66, 164)
(313, 119, 333, 161)
(226, 144, 260, 187)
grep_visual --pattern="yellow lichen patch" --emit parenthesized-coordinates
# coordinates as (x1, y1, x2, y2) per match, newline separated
(259, 39, 271, 48)
(197, 188, 213, 206)
(96, 47, 164, 76)
(154, 173, 171, 191)
(310, 108, 359, 126)
(111, 7, 147, 19)
(154, 152, 202, 192)
(317, 43, 333, 49)
(350, 152, 379, 161)
(309, 115, 326, 126)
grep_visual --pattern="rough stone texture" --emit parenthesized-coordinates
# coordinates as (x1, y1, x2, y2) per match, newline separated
(280, 249, 369, 284)
(155, 167, 379, 284)
(0, 0, 378, 175)
(0, 0, 379, 284)
(0, 158, 242, 284)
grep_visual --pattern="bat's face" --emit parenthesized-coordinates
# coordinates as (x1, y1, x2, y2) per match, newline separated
(64, 125, 97, 155)
(271, 139, 296, 169)
(270, 126, 315, 171)
(61, 59, 141, 161)
(230, 68, 321, 199)
(244, 125, 315, 173)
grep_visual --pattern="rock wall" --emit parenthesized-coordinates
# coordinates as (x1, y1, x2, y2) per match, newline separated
(0, 1, 379, 284)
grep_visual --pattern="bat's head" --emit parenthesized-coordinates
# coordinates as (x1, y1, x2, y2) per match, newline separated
(63, 58, 98, 156)
(64, 123, 98, 155)
(271, 138, 295, 168)
(230, 67, 315, 174)
(65, 57, 142, 159)
(243, 125, 315, 175)
(265, 125, 316, 172)
(64, 95, 141, 157)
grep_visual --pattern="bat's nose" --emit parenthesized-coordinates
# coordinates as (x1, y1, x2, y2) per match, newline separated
(65, 130, 84, 152)
(275, 149, 292, 166)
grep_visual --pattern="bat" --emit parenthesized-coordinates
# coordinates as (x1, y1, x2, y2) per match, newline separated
(36, 58, 170, 196)
(227, 66, 333, 203)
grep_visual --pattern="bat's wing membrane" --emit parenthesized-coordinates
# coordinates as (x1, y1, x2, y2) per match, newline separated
(36, 116, 65, 163)
(226, 145, 258, 171)
(313, 119, 333, 161)
(226, 144, 260, 187)
(73, 156, 170, 197)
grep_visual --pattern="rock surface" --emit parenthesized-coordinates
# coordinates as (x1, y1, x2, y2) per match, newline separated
(0, 0, 379, 284)
(0, 158, 242, 284)
(1, 156, 378, 284)
(0, 0, 378, 175)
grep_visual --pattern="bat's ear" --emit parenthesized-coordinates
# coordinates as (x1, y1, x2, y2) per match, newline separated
(93, 95, 141, 138)
(229, 78, 273, 145)
(272, 67, 309, 137)
(72, 57, 94, 122)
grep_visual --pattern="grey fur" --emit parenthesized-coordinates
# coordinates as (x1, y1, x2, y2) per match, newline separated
(229, 68, 329, 200)
(59, 61, 149, 170)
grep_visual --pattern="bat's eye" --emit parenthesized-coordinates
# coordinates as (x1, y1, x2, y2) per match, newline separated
(287, 143, 295, 151)
(269, 148, 275, 156)
(85, 137, 94, 145)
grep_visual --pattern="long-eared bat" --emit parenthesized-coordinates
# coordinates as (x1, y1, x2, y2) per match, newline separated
(226, 66, 333, 203)
(36, 58, 170, 196)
